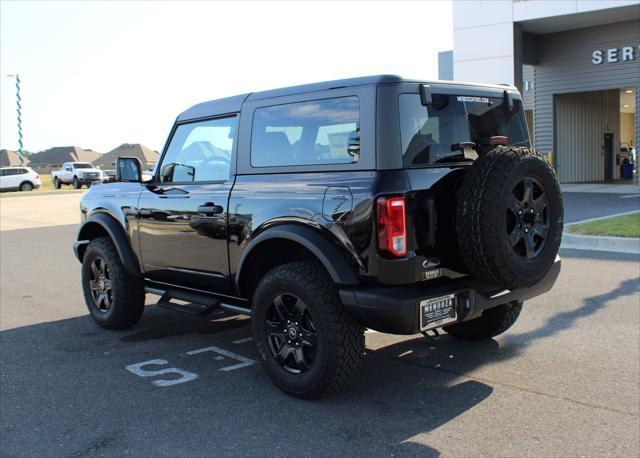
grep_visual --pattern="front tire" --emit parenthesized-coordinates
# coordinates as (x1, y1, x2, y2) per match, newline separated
(73, 176, 81, 189)
(54, 177, 61, 189)
(252, 262, 364, 399)
(81, 237, 145, 329)
(444, 302, 522, 341)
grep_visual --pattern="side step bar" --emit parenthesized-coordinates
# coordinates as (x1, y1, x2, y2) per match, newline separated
(146, 287, 251, 316)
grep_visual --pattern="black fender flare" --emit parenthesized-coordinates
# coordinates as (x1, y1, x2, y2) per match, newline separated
(74, 212, 141, 277)
(235, 224, 359, 296)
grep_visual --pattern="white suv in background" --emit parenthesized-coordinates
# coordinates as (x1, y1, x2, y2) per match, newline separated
(0, 167, 42, 192)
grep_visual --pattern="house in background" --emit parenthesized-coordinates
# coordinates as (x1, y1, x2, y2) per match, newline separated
(0, 149, 31, 167)
(94, 143, 159, 171)
(28, 146, 101, 173)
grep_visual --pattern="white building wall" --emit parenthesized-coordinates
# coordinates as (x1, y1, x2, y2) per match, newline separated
(452, 0, 640, 85)
(453, 1, 515, 85)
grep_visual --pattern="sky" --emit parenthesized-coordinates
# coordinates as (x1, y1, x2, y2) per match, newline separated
(0, 1, 453, 154)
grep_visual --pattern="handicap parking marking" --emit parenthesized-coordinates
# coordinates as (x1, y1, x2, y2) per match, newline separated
(186, 345, 256, 372)
(232, 337, 253, 344)
(125, 359, 199, 387)
(126, 344, 257, 387)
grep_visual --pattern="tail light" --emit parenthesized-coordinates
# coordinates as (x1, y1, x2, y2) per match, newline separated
(377, 196, 407, 257)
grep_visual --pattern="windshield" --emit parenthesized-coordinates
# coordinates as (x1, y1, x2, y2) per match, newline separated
(399, 93, 530, 167)
(74, 163, 94, 169)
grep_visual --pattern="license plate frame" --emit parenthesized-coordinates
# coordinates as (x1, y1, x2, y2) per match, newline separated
(419, 294, 457, 331)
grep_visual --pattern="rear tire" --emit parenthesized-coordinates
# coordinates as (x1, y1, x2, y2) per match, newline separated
(444, 302, 522, 341)
(19, 181, 33, 191)
(252, 262, 365, 399)
(81, 236, 145, 329)
(73, 176, 81, 189)
(54, 177, 61, 189)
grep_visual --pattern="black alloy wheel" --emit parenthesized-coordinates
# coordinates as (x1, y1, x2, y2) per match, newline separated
(506, 176, 550, 260)
(88, 256, 113, 312)
(264, 293, 317, 374)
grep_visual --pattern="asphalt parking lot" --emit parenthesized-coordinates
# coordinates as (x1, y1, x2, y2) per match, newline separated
(1, 193, 639, 457)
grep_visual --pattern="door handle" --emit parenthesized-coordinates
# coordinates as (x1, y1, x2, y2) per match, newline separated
(197, 202, 224, 216)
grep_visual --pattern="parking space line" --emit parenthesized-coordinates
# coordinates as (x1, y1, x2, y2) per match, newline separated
(187, 345, 256, 371)
(232, 337, 253, 344)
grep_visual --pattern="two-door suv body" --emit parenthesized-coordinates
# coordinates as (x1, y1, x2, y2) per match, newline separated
(74, 75, 563, 398)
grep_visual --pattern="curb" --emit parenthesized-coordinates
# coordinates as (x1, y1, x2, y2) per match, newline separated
(561, 232, 640, 254)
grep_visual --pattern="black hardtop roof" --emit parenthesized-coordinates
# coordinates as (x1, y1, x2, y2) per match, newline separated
(177, 75, 516, 122)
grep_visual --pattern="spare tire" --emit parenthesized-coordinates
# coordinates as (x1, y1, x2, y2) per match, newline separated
(456, 146, 563, 290)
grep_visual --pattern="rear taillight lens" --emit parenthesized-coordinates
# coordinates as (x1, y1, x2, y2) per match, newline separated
(377, 196, 407, 257)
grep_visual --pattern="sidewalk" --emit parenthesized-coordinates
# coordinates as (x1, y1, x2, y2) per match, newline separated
(561, 182, 639, 194)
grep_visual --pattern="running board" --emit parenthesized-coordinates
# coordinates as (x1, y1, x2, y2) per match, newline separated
(146, 287, 251, 316)
(157, 291, 220, 316)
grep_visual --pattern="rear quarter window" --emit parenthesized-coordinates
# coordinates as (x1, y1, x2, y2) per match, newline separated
(251, 97, 360, 168)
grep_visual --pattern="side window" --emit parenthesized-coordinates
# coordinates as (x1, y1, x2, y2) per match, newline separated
(159, 116, 237, 183)
(251, 97, 360, 167)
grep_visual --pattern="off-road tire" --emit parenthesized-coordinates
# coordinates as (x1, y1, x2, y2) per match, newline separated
(456, 146, 563, 290)
(19, 181, 33, 191)
(81, 236, 145, 329)
(252, 262, 365, 399)
(54, 177, 61, 189)
(444, 302, 522, 341)
(73, 176, 81, 189)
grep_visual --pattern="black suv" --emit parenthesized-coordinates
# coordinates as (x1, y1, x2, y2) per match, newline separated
(74, 75, 563, 398)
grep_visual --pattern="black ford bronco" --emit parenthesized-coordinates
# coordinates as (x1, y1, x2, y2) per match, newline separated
(74, 75, 563, 398)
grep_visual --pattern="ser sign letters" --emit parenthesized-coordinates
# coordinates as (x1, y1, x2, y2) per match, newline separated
(592, 46, 640, 64)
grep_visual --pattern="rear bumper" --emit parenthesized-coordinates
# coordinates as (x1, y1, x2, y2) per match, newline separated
(339, 256, 561, 334)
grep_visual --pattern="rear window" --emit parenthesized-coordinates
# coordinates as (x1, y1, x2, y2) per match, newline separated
(251, 97, 360, 167)
(399, 93, 529, 167)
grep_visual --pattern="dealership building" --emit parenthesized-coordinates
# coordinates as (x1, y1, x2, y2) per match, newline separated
(440, 0, 640, 183)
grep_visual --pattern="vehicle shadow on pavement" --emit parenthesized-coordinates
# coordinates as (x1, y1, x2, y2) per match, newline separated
(504, 276, 639, 346)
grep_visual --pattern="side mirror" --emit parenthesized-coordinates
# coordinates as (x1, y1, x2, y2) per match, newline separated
(160, 162, 195, 182)
(65, 167, 72, 171)
(116, 157, 142, 182)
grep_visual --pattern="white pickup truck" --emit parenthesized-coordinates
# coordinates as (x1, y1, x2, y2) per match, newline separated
(51, 162, 104, 189)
